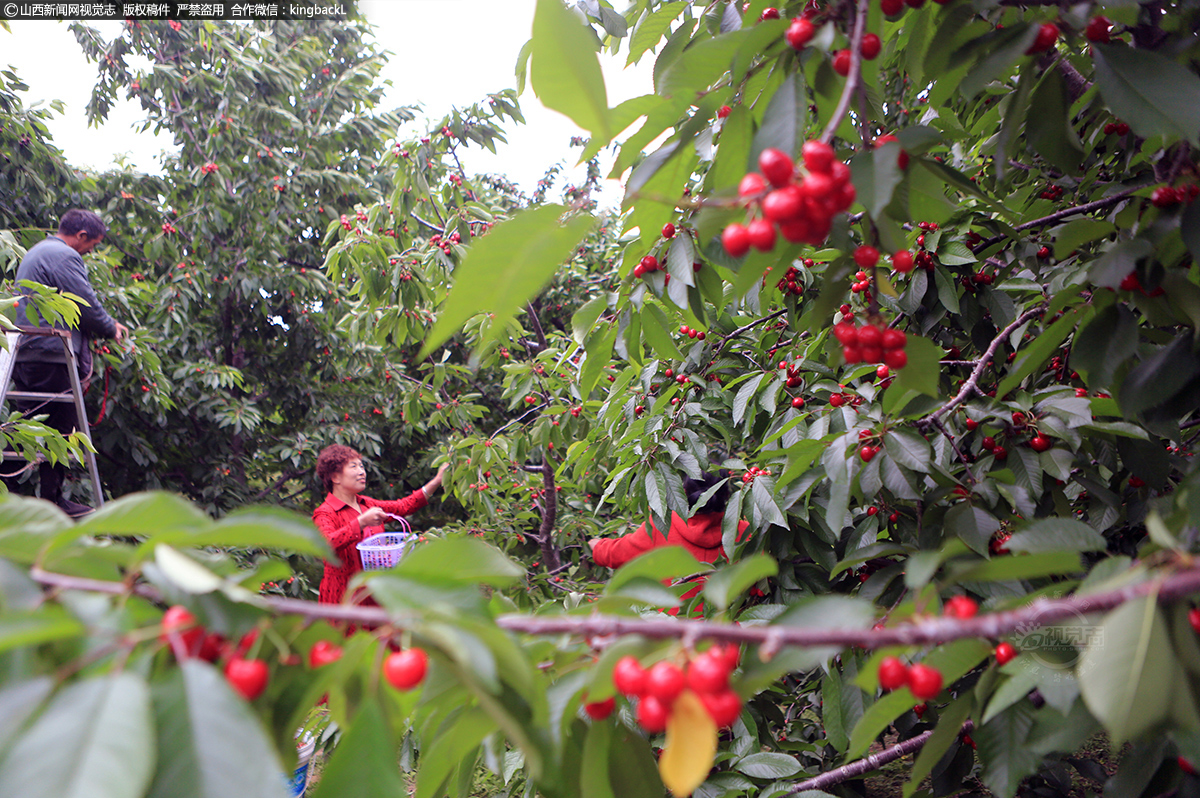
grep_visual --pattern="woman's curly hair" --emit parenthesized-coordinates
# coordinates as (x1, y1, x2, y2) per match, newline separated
(316, 444, 361, 493)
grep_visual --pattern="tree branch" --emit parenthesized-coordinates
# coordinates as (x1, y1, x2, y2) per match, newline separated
(820, 0, 870, 144)
(712, 309, 787, 357)
(29, 556, 1200, 651)
(538, 450, 562, 571)
(973, 189, 1139, 253)
(931, 418, 977, 485)
(916, 305, 1047, 432)
(789, 721, 975, 794)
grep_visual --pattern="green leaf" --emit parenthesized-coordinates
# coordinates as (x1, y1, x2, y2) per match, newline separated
(153, 506, 330, 558)
(627, 2, 688, 67)
(976, 702, 1041, 798)
(397, 538, 524, 588)
(641, 303, 684, 360)
(887, 333, 942, 399)
(945, 503, 1001, 556)
(702, 554, 779, 612)
(951, 551, 1084, 582)
(0, 674, 154, 798)
(733, 372, 766, 427)
(147, 662, 286, 798)
(749, 72, 807, 171)
(310, 701, 406, 798)
(1026, 67, 1083, 174)
(571, 295, 609, 344)
(531, 0, 613, 142)
(1092, 44, 1200, 146)
(1070, 304, 1138, 389)
(413, 707, 496, 798)
(422, 205, 594, 355)
(154, 545, 225, 594)
(1078, 597, 1176, 744)
(1053, 219, 1116, 260)
(997, 307, 1088, 398)
(580, 322, 618, 398)
(0, 677, 53, 753)
(904, 694, 974, 797)
(850, 147, 904, 220)
(581, 721, 615, 798)
(1087, 239, 1153, 289)
(0, 608, 84, 654)
(884, 429, 932, 473)
(1183, 200, 1200, 261)
(606, 546, 710, 593)
(1005, 518, 1106, 554)
(76, 491, 210, 537)
(734, 752, 803, 779)
(959, 25, 1040, 101)
(1119, 334, 1200, 417)
(607, 726, 664, 798)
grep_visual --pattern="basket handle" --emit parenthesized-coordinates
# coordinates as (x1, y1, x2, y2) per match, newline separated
(382, 512, 412, 536)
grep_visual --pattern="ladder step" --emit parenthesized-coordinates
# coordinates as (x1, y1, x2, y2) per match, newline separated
(2, 391, 77, 402)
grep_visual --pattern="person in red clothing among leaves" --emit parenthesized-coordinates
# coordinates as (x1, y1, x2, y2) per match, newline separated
(312, 444, 448, 604)
(588, 471, 748, 611)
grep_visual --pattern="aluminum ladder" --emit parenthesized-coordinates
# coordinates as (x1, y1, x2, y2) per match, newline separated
(0, 327, 105, 508)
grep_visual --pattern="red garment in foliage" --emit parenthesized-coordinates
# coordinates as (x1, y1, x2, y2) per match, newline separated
(312, 490, 427, 604)
(591, 511, 750, 608)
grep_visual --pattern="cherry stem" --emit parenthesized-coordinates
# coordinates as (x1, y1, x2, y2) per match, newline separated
(916, 304, 1047, 432)
(820, 0, 870, 145)
(28, 558, 1200, 652)
(931, 417, 978, 486)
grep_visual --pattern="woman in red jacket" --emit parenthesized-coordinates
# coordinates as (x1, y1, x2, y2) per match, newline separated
(589, 472, 748, 609)
(312, 444, 447, 604)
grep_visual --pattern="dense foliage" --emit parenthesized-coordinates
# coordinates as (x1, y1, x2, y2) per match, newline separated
(2, 1, 1200, 798)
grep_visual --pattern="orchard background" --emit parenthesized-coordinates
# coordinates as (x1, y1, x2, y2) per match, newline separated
(2, 1, 1200, 797)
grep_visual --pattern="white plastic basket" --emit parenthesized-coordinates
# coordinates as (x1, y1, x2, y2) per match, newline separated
(356, 516, 412, 571)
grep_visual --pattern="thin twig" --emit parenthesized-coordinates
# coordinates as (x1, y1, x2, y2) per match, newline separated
(820, 0, 870, 144)
(931, 418, 977, 485)
(789, 721, 975, 794)
(917, 305, 1047, 432)
(713, 309, 787, 357)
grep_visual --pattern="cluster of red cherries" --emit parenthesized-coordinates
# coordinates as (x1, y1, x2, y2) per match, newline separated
(597, 647, 743, 731)
(721, 142, 856, 257)
(833, 321, 908, 369)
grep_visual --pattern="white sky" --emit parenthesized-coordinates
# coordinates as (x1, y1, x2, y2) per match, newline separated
(1, 0, 653, 208)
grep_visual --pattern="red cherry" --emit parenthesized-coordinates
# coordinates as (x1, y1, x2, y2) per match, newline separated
(881, 0, 904, 13)
(907, 663, 943, 700)
(843, 346, 863, 363)
(854, 245, 880, 268)
(878, 656, 909, 691)
(759, 148, 795, 187)
(1189, 608, 1200, 635)
(662, 223, 676, 239)
(717, 104, 733, 119)
(892, 250, 914, 273)
(637, 695, 670, 732)
(829, 393, 845, 407)
(197, 633, 226, 663)
(876, 365, 889, 379)
(1182, 756, 1198, 776)
(1151, 186, 1181, 209)
(883, 349, 908, 369)
(981, 436, 996, 450)
(834, 322, 859, 345)
(758, 7, 781, 21)
(699, 689, 742, 727)
(860, 33, 881, 60)
(1085, 15, 1111, 43)
(687, 652, 732, 694)
(723, 223, 752, 257)
(802, 140, 836, 174)
(747, 219, 778, 252)
(994, 642, 1017, 665)
(1029, 435, 1052, 452)
(881, 328, 907, 350)
(857, 325, 882, 348)
(225, 658, 269, 701)
(162, 606, 204, 656)
(1026, 22, 1059, 54)
(874, 134, 909, 169)
(584, 697, 616, 720)
(738, 172, 767, 199)
(308, 640, 343, 668)
(383, 648, 429, 690)
(785, 17, 816, 50)
(1119, 272, 1141, 291)
(945, 595, 978, 619)
(792, 396, 806, 409)
(866, 505, 880, 515)
(763, 185, 804, 222)
(860, 446, 877, 462)
(645, 661, 686, 704)
(965, 418, 978, 431)
(993, 445, 1008, 460)
(613, 656, 647, 697)
(641, 254, 658, 272)
(832, 48, 852, 76)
